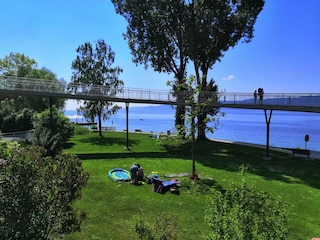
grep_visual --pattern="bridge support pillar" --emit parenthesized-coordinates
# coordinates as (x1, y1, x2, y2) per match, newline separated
(124, 102, 131, 150)
(263, 109, 273, 160)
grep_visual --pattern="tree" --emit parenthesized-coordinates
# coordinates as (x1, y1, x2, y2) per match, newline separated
(24, 67, 66, 111)
(111, 0, 189, 137)
(112, 0, 265, 140)
(0, 98, 34, 132)
(0, 142, 89, 239)
(0, 53, 66, 132)
(176, 75, 222, 179)
(186, 0, 265, 139)
(0, 52, 37, 77)
(70, 39, 123, 137)
(32, 107, 74, 157)
(0, 53, 65, 112)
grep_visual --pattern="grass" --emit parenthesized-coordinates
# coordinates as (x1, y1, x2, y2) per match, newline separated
(63, 131, 320, 240)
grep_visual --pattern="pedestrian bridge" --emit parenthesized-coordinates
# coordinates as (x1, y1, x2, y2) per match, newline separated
(1, 76, 320, 113)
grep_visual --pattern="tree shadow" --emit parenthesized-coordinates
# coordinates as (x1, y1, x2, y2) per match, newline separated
(64, 136, 141, 150)
(76, 151, 175, 160)
(79, 135, 140, 147)
(67, 133, 320, 191)
(160, 138, 320, 190)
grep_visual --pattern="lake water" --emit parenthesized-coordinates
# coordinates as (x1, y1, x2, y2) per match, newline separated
(65, 105, 320, 151)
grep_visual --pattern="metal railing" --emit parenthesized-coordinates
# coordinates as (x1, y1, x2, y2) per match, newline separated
(218, 92, 320, 108)
(1, 76, 320, 111)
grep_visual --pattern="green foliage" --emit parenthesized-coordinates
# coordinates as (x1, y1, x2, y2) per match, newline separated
(70, 39, 123, 136)
(175, 75, 222, 138)
(0, 99, 34, 132)
(73, 124, 91, 135)
(0, 53, 66, 132)
(22, 67, 66, 111)
(134, 213, 179, 240)
(205, 166, 288, 240)
(32, 107, 74, 156)
(0, 52, 37, 76)
(15, 108, 33, 130)
(155, 134, 188, 148)
(0, 144, 89, 239)
(0, 140, 21, 159)
(172, 75, 223, 177)
(112, 0, 264, 139)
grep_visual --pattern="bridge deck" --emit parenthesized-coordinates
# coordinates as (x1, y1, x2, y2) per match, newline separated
(1, 76, 320, 113)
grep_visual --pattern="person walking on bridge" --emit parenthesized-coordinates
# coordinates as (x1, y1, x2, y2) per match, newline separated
(254, 90, 257, 104)
(258, 88, 264, 104)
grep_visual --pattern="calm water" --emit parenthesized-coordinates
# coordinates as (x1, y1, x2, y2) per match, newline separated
(65, 105, 320, 151)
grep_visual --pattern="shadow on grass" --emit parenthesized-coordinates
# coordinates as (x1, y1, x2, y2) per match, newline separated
(79, 136, 140, 147)
(76, 151, 175, 160)
(160, 138, 320, 190)
(181, 177, 225, 194)
(64, 136, 141, 150)
(68, 133, 320, 191)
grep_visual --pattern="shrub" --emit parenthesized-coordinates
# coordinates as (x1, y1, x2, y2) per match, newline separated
(0, 144, 89, 239)
(205, 167, 288, 240)
(32, 107, 74, 156)
(74, 124, 90, 135)
(15, 108, 34, 131)
(134, 213, 179, 240)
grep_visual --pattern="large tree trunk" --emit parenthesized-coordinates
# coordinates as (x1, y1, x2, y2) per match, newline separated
(196, 66, 208, 140)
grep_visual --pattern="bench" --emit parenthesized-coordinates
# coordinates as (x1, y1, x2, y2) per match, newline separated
(291, 149, 311, 159)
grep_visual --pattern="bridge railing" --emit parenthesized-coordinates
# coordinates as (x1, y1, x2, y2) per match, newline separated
(1, 76, 320, 108)
(0, 76, 177, 102)
(218, 92, 320, 107)
(0, 76, 66, 92)
(118, 88, 175, 102)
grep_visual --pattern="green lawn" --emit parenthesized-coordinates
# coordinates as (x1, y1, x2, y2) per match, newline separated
(63, 131, 320, 240)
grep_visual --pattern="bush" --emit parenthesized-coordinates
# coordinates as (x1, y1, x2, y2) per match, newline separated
(74, 124, 90, 135)
(2, 114, 16, 132)
(15, 108, 34, 131)
(0, 144, 89, 239)
(205, 167, 288, 240)
(134, 213, 179, 240)
(32, 107, 74, 156)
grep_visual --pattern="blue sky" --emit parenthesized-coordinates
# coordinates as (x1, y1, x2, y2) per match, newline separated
(1, 0, 320, 96)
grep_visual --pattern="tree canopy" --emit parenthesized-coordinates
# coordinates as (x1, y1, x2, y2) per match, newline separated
(111, 0, 190, 136)
(70, 39, 123, 136)
(186, 0, 264, 139)
(112, 0, 265, 139)
(0, 53, 66, 132)
(0, 52, 37, 77)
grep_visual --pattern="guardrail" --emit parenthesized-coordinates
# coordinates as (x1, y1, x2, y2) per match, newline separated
(1, 76, 320, 110)
(219, 92, 320, 108)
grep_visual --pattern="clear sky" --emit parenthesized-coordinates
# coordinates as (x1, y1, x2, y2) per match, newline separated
(1, 0, 319, 96)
